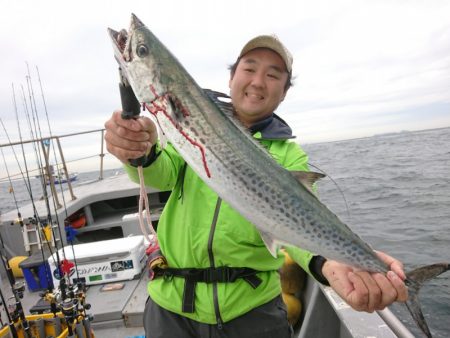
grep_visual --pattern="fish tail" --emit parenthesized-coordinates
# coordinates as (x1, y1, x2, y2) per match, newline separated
(405, 263, 449, 338)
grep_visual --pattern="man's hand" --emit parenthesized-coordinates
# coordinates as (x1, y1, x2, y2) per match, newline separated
(104, 110, 158, 164)
(321, 251, 408, 312)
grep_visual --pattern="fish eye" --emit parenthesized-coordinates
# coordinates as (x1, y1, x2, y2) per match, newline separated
(136, 44, 149, 57)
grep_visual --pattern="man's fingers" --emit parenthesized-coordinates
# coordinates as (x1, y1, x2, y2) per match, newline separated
(137, 117, 158, 144)
(372, 273, 399, 309)
(105, 127, 148, 152)
(105, 143, 148, 164)
(347, 272, 369, 311)
(375, 251, 406, 280)
(387, 271, 408, 302)
(350, 271, 382, 312)
(104, 110, 159, 164)
(110, 110, 143, 132)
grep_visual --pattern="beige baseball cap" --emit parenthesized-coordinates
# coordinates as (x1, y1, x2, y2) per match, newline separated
(239, 34, 293, 73)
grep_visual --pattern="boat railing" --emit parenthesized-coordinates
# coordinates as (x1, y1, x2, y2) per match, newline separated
(0, 128, 108, 209)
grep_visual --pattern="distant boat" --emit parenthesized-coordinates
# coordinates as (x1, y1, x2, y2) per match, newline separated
(34, 166, 78, 185)
(50, 171, 78, 185)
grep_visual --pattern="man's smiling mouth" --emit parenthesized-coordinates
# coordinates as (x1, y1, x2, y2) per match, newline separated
(246, 92, 264, 100)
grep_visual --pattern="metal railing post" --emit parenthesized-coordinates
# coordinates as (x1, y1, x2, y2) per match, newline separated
(55, 137, 76, 201)
(99, 129, 105, 180)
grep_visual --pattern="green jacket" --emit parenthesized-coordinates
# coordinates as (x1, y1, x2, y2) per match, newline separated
(125, 114, 316, 324)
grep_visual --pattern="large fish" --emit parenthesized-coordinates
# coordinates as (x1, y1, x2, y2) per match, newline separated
(108, 14, 448, 337)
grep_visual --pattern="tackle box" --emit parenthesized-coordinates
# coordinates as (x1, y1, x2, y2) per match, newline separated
(47, 236, 146, 286)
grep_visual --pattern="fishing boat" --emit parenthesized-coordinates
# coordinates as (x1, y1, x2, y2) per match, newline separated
(0, 129, 416, 337)
(34, 168, 79, 185)
(51, 172, 78, 185)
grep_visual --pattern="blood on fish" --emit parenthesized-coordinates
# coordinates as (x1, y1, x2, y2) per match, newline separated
(144, 85, 211, 178)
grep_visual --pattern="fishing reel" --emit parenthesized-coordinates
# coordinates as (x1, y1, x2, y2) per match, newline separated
(5, 282, 26, 319)
(61, 298, 77, 320)
(11, 215, 24, 226)
(6, 295, 24, 322)
(12, 281, 25, 299)
(26, 216, 38, 225)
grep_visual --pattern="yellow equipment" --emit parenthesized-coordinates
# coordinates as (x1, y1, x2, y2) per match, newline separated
(8, 256, 27, 278)
(280, 249, 306, 326)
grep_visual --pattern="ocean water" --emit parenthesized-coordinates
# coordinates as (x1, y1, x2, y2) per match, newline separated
(303, 127, 450, 338)
(0, 168, 121, 216)
(1, 127, 449, 337)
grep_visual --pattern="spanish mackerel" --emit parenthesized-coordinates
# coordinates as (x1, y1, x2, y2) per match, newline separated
(108, 14, 449, 337)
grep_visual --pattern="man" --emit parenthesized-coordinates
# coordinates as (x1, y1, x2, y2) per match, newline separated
(104, 35, 407, 338)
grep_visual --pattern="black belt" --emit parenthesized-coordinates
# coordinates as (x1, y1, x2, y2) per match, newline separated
(152, 266, 262, 313)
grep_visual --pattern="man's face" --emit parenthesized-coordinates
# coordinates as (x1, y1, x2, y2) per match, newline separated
(229, 48, 289, 127)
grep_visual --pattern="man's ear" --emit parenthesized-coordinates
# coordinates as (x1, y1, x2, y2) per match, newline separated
(228, 75, 233, 89)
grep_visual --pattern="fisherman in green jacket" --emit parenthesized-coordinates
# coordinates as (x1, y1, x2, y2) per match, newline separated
(104, 35, 408, 338)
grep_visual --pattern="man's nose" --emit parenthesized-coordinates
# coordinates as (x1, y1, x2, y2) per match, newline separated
(250, 71, 265, 88)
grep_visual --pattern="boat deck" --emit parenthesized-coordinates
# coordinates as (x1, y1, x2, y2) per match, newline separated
(0, 171, 415, 338)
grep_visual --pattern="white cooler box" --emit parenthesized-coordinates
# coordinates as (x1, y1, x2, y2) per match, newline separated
(48, 236, 146, 286)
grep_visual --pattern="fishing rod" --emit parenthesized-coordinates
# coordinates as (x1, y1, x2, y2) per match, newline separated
(2, 84, 90, 337)
(0, 144, 25, 276)
(20, 83, 57, 240)
(0, 287, 18, 338)
(308, 162, 352, 220)
(2, 112, 66, 335)
(0, 146, 23, 229)
(0, 231, 17, 337)
(0, 119, 36, 337)
(3, 67, 92, 337)
(35, 67, 93, 333)
(22, 75, 64, 293)
(20, 79, 77, 329)
(0, 226, 27, 338)
(0, 151, 20, 211)
(0, 133, 32, 338)
(35, 65, 83, 287)
(0, 116, 46, 239)
(24, 68, 76, 297)
(0, 300, 6, 330)
(26, 65, 92, 334)
(19, 81, 61, 297)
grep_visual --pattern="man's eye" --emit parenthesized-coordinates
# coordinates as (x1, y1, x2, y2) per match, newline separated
(244, 68, 255, 73)
(267, 73, 279, 79)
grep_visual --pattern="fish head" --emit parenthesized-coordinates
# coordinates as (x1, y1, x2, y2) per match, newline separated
(108, 14, 180, 105)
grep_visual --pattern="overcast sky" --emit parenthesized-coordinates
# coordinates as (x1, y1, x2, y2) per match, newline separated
(1, 0, 449, 173)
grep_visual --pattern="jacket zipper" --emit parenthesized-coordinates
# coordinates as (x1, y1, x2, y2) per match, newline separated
(208, 197, 223, 330)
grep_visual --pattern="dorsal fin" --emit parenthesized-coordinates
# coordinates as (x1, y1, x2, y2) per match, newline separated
(203, 89, 235, 118)
(290, 171, 326, 195)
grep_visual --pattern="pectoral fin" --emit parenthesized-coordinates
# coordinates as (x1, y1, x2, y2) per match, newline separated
(259, 231, 280, 258)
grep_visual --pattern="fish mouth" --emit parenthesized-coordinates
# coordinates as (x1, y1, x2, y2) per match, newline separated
(108, 28, 127, 52)
(108, 14, 145, 62)
(108, 26, 132, 63)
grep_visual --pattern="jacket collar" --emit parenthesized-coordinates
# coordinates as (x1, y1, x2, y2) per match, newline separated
(249, 114, 295, 140)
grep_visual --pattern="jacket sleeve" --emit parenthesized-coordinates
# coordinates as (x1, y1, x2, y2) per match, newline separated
(123, 142, 185, 191)
(281, 140, 310, 171)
